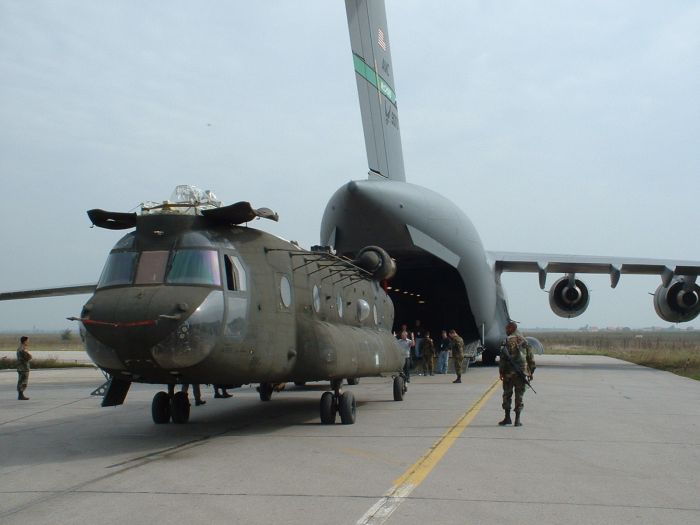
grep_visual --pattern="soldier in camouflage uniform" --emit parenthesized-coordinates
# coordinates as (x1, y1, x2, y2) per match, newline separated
(499, 321, 535, 426)
(448, 329, 465, 383)
(421, 332, 436, 376)
(16, 336, 32, 400)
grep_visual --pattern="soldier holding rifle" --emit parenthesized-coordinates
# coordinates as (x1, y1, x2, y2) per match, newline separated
(499, 321, 536, 426)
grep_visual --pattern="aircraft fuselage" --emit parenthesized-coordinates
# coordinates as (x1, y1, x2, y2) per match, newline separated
(81, 213, 403, 389)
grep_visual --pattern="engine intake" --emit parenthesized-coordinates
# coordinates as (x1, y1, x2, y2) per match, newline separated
(653, 277, 700, 323)
(548, 275, 590, 318)
(353, 246, 396, 281)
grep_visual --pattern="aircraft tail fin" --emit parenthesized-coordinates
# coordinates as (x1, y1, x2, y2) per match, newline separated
(345, 0, 406, 181)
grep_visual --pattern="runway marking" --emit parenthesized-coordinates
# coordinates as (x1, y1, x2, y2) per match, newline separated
(356, 379, 500, 525)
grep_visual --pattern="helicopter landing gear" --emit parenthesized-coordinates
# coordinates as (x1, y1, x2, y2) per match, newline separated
(152, 391, 171, 423)
(393, 374, 408, 401)
(151, 389, 190, 424)
(320, 379, 356, 425)
(257, 382, 274, 401)
(171, 391, 190, 424)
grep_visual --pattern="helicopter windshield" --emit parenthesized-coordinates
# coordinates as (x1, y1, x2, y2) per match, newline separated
(97, 252, 138, 288)
(97, 249, 222, 289)
(166, 249, 221, 286)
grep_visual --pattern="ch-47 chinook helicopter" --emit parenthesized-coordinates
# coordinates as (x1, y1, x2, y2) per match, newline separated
(2, 185, 406, 425)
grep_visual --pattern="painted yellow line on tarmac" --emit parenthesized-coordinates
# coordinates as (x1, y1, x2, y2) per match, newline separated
(356, 379, 501, 525)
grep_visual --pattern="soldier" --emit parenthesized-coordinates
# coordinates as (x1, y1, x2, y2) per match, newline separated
(436, 330, 450, 373)
(421, 332, 436, 376)
(16, 336, 32, 400)
(214, 385, 233, 398)
(181, 383, 205, 405)
(499, 321, 536, 427)
(448, 329, 465, 383)
(397, 331, 413, 382)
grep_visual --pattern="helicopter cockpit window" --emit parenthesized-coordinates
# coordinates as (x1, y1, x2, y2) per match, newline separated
(224, 255, 247, 292)
(166, 249, 221, 286)
(97, 252, 138, 288)
(113, 232, 135, 250)
(134, 251, 169, 285)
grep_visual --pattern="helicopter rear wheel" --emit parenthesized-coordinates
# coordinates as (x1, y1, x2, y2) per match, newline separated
(152, 391, 171, 424)
(258, 382, 273, 401)
(393, 376, 405, 401)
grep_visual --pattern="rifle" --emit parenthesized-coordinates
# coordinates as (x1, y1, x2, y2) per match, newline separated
(500, 343, 536, 394)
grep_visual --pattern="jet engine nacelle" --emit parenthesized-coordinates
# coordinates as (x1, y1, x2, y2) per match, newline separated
(653, 277, 700, 323)
(354, 246, 397, 281)
(548, 276, 590, 318)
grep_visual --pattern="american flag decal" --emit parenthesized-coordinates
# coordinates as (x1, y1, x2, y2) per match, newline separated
(377, 27, 388, 51)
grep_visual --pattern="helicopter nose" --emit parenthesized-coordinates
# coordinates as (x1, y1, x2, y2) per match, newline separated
(83, 287, 223, 371)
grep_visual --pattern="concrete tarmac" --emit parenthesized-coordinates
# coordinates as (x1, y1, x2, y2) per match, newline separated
(1, 355, 698, 524)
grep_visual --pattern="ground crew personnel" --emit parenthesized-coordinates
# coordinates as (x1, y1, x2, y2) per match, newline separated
(421, 332, 436, 376)
(397, 331, 413, 382)
(499, 321, 536, 426)
(448, 329, 465, 383)
(16, 336, 32, 400)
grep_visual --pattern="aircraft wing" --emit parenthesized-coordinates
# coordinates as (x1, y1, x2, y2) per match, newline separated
(487, 251, 700, 289)
(0, 284, 97, 301)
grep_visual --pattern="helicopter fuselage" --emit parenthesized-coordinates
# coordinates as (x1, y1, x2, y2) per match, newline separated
(81, 213, 403, 391)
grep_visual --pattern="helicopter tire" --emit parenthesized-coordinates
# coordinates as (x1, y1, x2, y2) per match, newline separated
(152, 391, 171, 424)
(320, 391, 336, 424)
(258, 382, 273, 402)
(346, 377, 360, 385)
(170, 391, 190, 424)
(338, 391, 356, 425)
(393, 376, 405, 401)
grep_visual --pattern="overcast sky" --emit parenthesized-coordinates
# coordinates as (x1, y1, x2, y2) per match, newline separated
(1, 1, 699, 332)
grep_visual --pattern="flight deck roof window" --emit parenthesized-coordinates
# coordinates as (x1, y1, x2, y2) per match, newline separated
(97, 252, 138, 288)
(166, 249, 221, 286)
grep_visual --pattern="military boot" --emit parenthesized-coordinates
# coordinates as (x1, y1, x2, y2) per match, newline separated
(18, 393, 29, 400)
(514, 410, 522, 427)
(498, 410, 512, 426)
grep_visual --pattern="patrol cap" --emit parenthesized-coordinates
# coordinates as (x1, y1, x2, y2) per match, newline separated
(505, 321, 518, 334)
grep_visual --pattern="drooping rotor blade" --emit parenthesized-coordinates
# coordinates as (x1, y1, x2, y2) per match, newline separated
(202, 201, 279, 225)
(87, 209, 138, 230)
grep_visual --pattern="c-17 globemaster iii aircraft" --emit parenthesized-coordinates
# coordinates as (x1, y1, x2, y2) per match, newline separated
(3, 1, 700, 423)
(323, 0, 700, 364)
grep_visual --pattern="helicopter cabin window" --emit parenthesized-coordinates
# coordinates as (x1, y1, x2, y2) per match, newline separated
(97, 252, 138, 288)
(337, 294, 344, 318)
(224, 254, 247, 292)
(166, 249, 221, 286)
(134, 251, 169, 285)
(280, 275, 292, 308)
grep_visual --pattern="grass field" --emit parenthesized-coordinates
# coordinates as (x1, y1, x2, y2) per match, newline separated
(529, 330, 700, 381)
(2, 331, 699, 380)
(0, 332, 87, 369)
